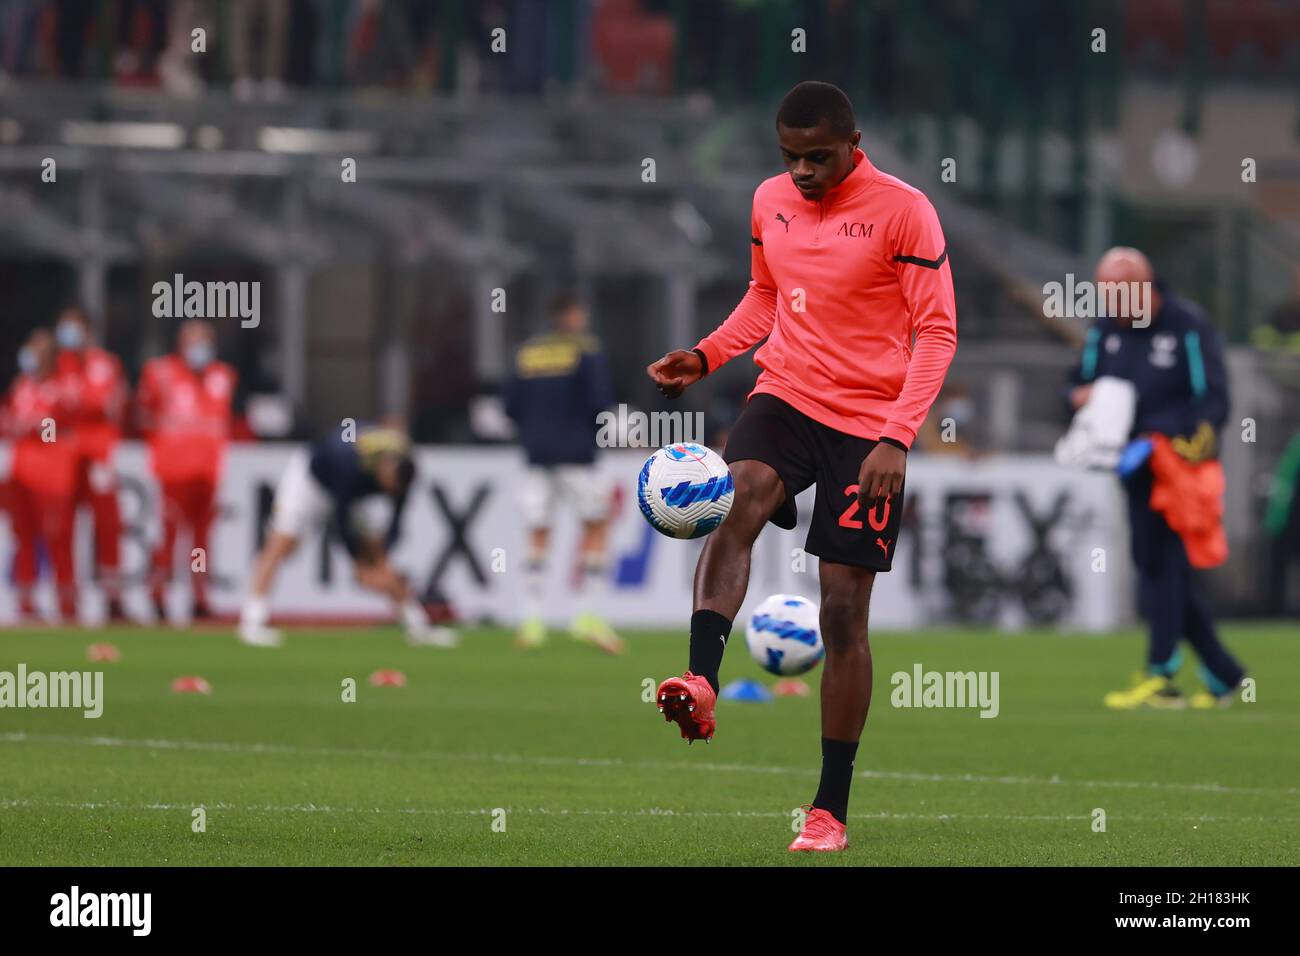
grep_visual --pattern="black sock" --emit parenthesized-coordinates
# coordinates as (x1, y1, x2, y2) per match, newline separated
(688, 609, 732, 693)
(812, 737, 859, 825)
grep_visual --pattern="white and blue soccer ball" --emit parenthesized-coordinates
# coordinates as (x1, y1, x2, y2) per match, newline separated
(746, 594, 824, 676)
(636, 442, 734, 539)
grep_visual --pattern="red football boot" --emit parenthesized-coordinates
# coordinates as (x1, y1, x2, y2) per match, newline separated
(788, 807, 848, 852)
(656, 671, 717, 743)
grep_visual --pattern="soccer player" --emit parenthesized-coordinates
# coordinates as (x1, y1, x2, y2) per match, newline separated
(5, 328, 81, 621)
(136, 319, 236, 623)
(55, 306, 129, 621)
(646, 82, 957, 852)
(1068, 247, 1247, 710)
(237, 424, 457, 649)
(503, 291, 624, 654)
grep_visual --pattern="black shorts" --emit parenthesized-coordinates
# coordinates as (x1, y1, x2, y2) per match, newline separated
(723, 394, 905, 572)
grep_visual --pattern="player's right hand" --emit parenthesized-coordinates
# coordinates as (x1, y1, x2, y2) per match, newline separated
(647, 349, 704, 399)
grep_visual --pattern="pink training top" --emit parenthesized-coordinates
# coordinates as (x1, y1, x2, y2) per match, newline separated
(694, 148, 957, 448)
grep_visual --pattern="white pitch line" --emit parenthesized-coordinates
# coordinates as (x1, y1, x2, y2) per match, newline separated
(0, 798, 1294, 825)
(1, 730, 1296, 798)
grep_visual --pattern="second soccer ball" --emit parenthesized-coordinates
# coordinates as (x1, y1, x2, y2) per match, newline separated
(745, 594, 825, 676)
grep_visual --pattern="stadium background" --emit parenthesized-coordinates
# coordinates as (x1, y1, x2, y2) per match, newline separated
(1, 0, 1298, 629)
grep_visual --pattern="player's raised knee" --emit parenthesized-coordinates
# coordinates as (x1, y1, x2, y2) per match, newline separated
(725, 459, 785, 529)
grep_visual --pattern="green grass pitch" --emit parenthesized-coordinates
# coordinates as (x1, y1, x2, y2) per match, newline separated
(0, 623, 1295, 866)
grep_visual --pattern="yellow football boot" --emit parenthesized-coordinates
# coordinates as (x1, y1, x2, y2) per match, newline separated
(515, 616, 547, 649)
(1103, 674, 1186, 710)
(569, 611, 627, 655)
(1189, 689, 1232, 710)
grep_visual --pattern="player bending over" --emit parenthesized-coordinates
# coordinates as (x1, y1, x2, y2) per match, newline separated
(237, 425, 458, 649)
(647, 82, 957, 852)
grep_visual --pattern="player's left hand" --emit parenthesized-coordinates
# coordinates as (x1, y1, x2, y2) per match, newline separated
(857, 443, 906, 509)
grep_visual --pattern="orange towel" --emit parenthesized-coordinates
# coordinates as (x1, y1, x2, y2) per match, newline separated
(1148, 434, 1228, 569)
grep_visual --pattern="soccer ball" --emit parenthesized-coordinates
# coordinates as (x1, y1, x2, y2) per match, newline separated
(636, 442, 734, 539)
(745, 594, 824, 676)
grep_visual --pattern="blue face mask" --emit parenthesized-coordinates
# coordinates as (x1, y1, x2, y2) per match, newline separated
(184, 341, 215, 370)
(56, 321, 86, 350)
(17, 347, 38, 374)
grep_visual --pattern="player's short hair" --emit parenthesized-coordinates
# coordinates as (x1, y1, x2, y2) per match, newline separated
(549, 290, 582, 322)
(776, 81, 856, 138)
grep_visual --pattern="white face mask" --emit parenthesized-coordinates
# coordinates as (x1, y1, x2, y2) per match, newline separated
(56, 320, 86, 350)
(17, 347, 38, 375)
(184, 341, 215, 370)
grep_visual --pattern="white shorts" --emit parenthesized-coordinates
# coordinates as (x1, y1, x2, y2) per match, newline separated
(521, 463, 612, 529)
(269, 451, 333, 540)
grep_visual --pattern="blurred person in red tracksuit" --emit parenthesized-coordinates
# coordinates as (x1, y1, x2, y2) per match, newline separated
(55, 306, 129, 621)
(136, 319, 237, 623)
(4, 328, 81, 620)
